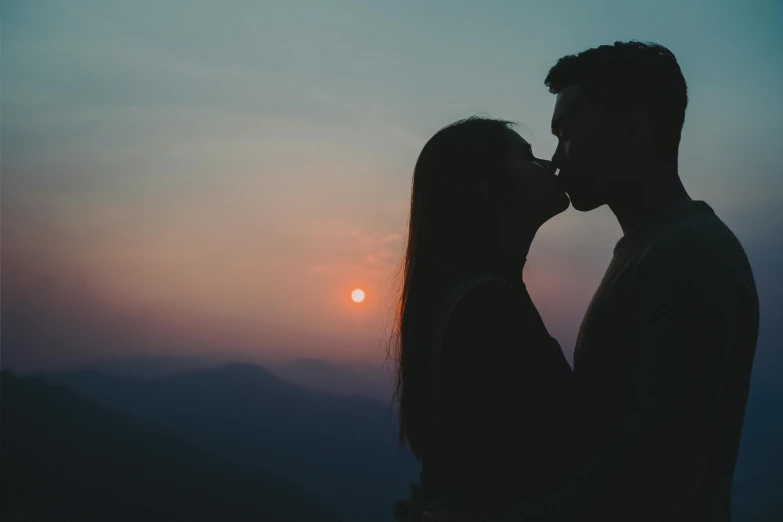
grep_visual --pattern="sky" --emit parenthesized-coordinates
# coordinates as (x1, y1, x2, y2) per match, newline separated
(2, 0, 782, 377)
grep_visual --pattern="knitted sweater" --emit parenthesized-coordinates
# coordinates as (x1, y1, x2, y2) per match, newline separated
(517, 201, 759, 521)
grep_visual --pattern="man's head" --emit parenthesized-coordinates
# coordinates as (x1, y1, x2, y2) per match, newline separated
(546, 41, 688, 211)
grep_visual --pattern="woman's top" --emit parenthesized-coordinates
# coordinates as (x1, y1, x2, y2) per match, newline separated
(421, 273, 574, 519)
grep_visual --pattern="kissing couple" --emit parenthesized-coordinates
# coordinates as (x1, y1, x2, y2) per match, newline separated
(390, 41, 759, 522)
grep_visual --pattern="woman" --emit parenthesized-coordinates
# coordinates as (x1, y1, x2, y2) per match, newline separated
(390, 117, 574, 518)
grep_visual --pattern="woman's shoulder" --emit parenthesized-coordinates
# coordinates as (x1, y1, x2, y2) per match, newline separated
(439, 278, 527, 353)
(441, 276, 566, 369)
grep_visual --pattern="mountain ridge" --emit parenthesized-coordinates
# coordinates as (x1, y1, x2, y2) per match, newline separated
(1, 372, 344, 522)
(44, 362, 418, 522)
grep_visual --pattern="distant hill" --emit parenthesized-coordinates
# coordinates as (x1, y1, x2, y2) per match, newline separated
(45, 363, 419, 522)
(20, 358, 783, 521)
(0, 372, 343, 522)
(46, 356, 397, 402)
(275, 358, 395, 402)
(70, 355, 217, 378)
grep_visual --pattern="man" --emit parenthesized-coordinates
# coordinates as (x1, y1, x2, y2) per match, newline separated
(531, 40, 759, 521)
(431, 41, 759, 522)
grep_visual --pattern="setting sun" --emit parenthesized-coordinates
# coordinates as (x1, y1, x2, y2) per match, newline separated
(351, 289, 365, 303)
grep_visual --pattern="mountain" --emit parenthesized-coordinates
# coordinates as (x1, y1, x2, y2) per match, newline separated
(0, 372, 343, 522)
(42, 356, 398, 402)
(45, 363, 419, 522)
(70, 355, 217, 378)
(23, 360, 782, 521)
(275, 358, 395, 402)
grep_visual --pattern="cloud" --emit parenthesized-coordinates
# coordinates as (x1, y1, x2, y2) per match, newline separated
(0, 248, 204, 372)
(381, 233, 403, 244)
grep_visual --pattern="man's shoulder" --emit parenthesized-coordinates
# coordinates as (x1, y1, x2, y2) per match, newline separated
(631, 206, 755, 291)
(644, 204, 747, 263)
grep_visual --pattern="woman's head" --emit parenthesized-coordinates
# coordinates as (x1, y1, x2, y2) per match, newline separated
(409, 117, 567, 275)
(391, 117, 568, 457)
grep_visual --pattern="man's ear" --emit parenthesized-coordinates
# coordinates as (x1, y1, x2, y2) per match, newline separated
(627, 109, 650, 144)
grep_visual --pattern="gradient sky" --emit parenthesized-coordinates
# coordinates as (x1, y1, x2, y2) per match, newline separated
(3, 0, 782, 376)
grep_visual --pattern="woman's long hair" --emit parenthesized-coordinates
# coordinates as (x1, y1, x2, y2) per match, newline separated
(390, 117, 517, 460)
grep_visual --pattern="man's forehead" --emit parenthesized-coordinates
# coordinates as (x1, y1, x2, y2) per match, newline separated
(552, 84, 583, 124)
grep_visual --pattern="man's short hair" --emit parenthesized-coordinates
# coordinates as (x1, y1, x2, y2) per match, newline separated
(546, 41, 688, 165)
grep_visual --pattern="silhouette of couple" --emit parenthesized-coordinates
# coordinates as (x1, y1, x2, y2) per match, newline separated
(390, 41, 759, 521)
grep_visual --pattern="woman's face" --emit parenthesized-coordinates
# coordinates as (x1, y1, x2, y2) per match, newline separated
(501, 129, 570, 232)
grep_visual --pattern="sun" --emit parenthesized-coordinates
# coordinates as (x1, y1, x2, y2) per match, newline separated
(351, 289, 365, 303)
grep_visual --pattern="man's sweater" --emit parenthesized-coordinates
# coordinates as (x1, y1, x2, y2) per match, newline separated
(567, 200, 760, 521)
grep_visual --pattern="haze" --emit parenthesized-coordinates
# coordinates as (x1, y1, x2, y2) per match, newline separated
(2, 0, 781, 382)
